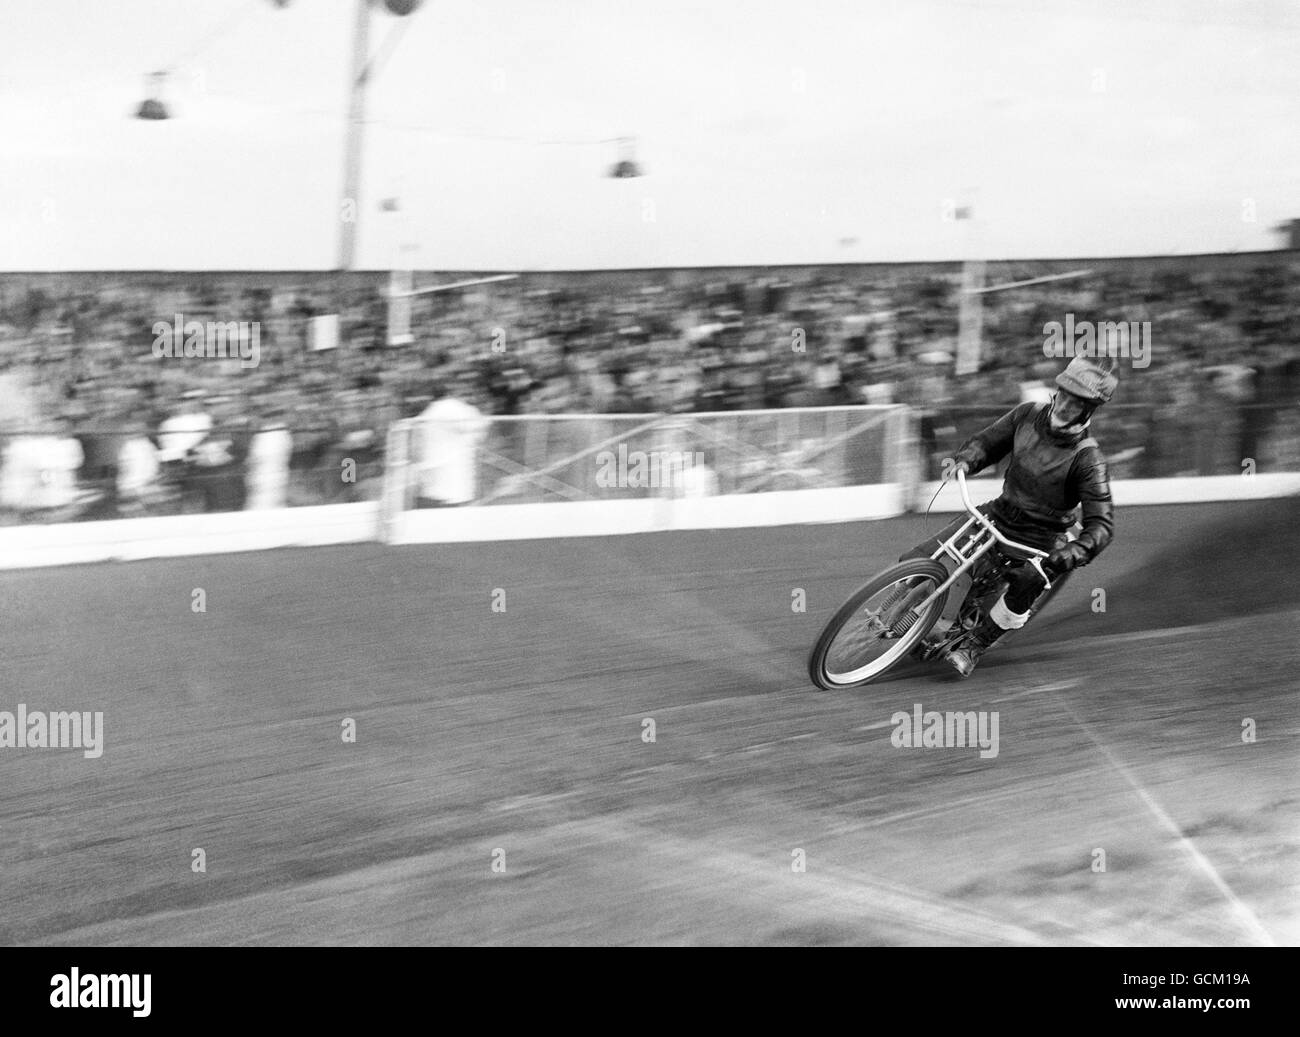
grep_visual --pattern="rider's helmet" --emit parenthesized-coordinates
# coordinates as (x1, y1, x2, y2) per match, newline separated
(1055, 356, 1118, 405)
(1047, 356, 1118, 432)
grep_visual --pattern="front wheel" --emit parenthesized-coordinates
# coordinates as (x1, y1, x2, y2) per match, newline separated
(808, 559, 950, 689)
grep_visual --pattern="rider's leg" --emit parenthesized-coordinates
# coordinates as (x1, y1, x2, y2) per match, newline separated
(945, 597, 1026, 677)
(946, 557, 1049, 677)
(1002, 560, 1048, 615)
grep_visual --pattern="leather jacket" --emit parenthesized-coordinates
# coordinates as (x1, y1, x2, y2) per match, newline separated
(954, 402, 1114, 560)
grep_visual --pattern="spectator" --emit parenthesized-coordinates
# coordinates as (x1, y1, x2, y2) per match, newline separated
(0, 415, 85, 515)
(156, 390, 212, 463)
(246, 408, 293, 510)
(116, 416, 162, 514)
(415, 380, 490, 507)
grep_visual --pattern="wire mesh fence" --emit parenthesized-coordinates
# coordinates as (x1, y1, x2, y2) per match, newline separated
(383, 405, 914, 512)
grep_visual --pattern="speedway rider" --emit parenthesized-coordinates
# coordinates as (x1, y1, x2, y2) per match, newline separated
(902, 356, 1119, 677)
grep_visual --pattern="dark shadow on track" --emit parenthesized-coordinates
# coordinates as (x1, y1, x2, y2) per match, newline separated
(1034, 494, 1300, 640)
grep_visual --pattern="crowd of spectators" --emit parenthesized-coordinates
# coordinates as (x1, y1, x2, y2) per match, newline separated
(1, 253, 1298, 517)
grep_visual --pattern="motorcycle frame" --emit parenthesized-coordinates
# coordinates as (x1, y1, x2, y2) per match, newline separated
(904, 470, 1053, 622)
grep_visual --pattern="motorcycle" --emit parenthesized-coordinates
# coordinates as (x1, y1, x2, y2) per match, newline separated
(808, 470, 1072, 688)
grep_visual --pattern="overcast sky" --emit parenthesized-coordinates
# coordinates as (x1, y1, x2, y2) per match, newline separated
(2, 0, 1298, 270)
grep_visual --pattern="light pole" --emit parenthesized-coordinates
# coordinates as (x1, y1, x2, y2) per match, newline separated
(338, 0, 374, 271)
(338, 0, 426, 270)
(134, 0, 424, 271)
(135, 1, 640, 272)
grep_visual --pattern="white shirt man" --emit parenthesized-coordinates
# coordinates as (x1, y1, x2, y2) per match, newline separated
(157, 410, 213, 463)
(0, 434, 84, 511)
(416, 396, 488, 506)
(117, 435, 161, 503)
(245, 425, 293, 510)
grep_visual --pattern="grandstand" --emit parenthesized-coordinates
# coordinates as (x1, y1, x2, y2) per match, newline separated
(2, 249, 1299, 523)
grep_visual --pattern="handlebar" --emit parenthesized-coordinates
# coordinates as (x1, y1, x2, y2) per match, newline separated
(955, 469, 1053, 587)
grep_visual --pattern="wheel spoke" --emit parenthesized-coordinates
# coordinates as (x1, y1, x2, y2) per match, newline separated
(823, 575, 941, 682)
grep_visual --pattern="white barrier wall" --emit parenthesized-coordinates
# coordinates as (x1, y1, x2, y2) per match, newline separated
(919, 473, 1300, 512)
(0, 503, 377, 569)
(387, 484, 910, 545)
(3, 473, 1295, 570)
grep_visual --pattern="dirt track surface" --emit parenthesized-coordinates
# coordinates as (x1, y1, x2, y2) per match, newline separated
(1, 501, 1296, 945)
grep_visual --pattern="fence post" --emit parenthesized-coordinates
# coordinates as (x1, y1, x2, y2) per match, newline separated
(895, 405, 922, 513)
(379, 419, 410, 543)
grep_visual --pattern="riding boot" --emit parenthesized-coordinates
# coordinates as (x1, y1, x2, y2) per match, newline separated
(944, 613, 1009, 678)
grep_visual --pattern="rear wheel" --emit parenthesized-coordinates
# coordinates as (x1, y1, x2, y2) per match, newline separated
(808, 560, 950, 689)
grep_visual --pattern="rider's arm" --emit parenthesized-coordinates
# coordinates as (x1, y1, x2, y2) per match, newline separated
(1071, 447, 1114, 560)
(953, 402, 1034, 474)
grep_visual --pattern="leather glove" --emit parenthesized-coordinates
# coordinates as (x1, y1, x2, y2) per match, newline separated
(1047, 541, 1089, 573)
(950, 454, 974, 477)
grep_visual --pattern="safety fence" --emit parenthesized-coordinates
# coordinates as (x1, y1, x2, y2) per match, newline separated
(381, 404, 914, 511)
(3, 403, 1299, 538)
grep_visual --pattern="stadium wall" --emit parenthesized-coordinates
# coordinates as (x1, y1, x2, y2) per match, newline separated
(920, 473, 1300, 512)
(0, 503, 377, 569)
(3, 475, 1298, 569)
